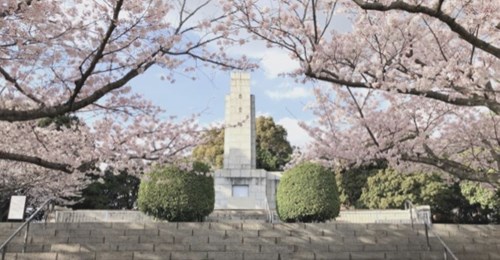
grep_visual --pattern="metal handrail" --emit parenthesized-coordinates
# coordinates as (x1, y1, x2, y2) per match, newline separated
(404, 200, 415, 228)
(431, 227, 459, 260)
(0, 198, 54, 260)
(404, 200, 458, 260)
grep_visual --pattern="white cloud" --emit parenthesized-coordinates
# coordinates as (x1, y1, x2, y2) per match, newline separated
(199, 118, 224, 128)
(266, 86, 311, 100)
(256, 111, 271, 117)
(227, 41, 300, 79)
(277, 117, 312, 148)
(260, 49, 300, 79)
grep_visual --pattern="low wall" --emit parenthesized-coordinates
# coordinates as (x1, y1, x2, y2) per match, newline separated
(54, 206, 431, 223)
(336, 209, 413, 224)
(54, 210, 155, 223)
(335, 206, 431, 224)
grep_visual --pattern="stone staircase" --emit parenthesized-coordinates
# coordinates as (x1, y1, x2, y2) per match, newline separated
(431, 224, 500, 260)
(1, 222, 499, 260)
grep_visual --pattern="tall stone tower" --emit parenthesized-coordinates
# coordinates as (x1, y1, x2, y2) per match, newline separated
(213, 72, 281, 211)
(223, 72, 256, 169)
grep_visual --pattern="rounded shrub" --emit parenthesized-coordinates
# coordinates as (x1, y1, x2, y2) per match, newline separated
(276, 162, 340, 222)
(137, 164, 214, 221)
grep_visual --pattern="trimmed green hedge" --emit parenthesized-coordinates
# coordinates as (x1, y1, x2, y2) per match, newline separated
(276, 162, 340, 222)
(137, 164, 214, 221)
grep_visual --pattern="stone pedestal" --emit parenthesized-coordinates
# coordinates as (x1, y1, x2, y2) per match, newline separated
(214, 169, 267, 209)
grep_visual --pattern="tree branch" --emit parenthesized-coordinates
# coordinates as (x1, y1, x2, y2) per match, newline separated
(0, 150, 72, 173)
(346, 87, 380, 147)
(0, 61, 155, 122)
(68, 0, 124, 109)
(0, 66, 45, 105)
(402, 153, 499, 189)
(307, 70, 500, 114)
(351, 0, 500, 59)
(401, 144, 499, 188)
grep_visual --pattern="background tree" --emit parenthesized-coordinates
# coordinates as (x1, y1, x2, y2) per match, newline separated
(358, 169, 450, 210)
(256, 117, 294, 171)
(335, 165, 381, 208)
(1, 113, 91, 215)
(354, 168, 499, 224)
(191, 129, 225, 169)
(459, 181, 500, 223)
(70, 170, 140, 210)
(0, 106, 203, 208)
(300, 87, 499, 188)
(192, 116, 293, 171)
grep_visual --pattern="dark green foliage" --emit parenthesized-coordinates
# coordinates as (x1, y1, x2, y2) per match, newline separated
(276, 162, 340, 222)
(0, 183, 15, 221)
(336, 166, 380, 208)
(192, 116, 293, 171)
(192, 129, 225, 169)
(457, 182, 500, 224)
(357, 168, 500, 224)
(358, 168, 449, 209)
(255, 116, 293, 171)
(71, 171, 140, 210)
(429, 182, 487, 223)
(137, 163, 214, 221)
(191, 161, 211, 174)
(0, 195, 10, 221)
(38, 114, 79, 130)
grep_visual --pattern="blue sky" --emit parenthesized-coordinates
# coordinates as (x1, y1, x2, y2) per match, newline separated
(126, 4, 352, 148)
(129, 63, 316, 147)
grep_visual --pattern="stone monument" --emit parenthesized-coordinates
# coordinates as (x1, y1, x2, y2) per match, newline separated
(214, 72, 281, 210)
(223, 72, 256, 169)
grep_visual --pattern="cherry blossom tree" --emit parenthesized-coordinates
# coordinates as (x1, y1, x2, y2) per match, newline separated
(0, 0, 253, 205)
(301, 86, 499, 188)
(232, 0, 498, 187)
(233, 0, 499, 113)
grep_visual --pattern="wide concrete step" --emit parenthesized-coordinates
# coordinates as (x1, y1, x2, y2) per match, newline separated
(0, 222, 423, 235)
(3, 251, 462, 260)
(2, 239, 444, 252)
(432, 224, 500, 237)
(4, 233, 436, 245)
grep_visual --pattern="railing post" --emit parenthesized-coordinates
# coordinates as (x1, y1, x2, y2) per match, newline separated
(22, 222, 30, 253)
(405, 200, 414, 229)
(444, 249, 448, 260)
(1, 244, 6, 260)
(424, 223, 430, 250)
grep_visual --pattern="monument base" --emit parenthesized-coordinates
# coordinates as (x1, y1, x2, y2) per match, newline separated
(214, 169, 281, 210)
